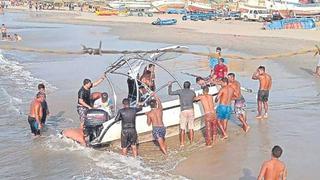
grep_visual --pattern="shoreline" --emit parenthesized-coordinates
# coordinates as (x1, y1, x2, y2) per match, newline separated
(3, 9, 320, 179)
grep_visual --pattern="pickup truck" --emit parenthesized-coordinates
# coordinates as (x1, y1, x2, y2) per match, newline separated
(241, 9, 272, 22)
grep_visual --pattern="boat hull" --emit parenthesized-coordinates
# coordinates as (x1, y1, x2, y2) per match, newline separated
(96, 86, 218, 146)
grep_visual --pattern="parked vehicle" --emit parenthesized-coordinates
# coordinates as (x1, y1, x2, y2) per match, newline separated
(241, 9, 272, 22)
(152, 18, 177, 25)
(182, 12, 217, 21)
(224, 11, 241, 20)
(128, 8, 153, 17)
(166, 8, 187, 14)
(272, 10, 282, 20)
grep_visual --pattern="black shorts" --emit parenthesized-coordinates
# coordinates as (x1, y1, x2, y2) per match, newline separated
(121, 128, 137, 148)
(258, 90, 269, 102)
(28, 116, 40, 135)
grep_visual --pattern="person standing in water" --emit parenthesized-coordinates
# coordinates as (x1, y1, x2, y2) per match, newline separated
(215, 77, 234, 139)
(252, 66, 272, 119)
(258, 145, 287, 180)
(168, 81, 196, 147)
(115, 98, 142, 157)
(77, 75, 106, 128)
(38, 83, 49, 125)
(194, 86, 218, 146)
(1, 24, 7, 40)
(227, 73, 250, 132)
(28, 92, 45, 136)
(146, 93, 167, 154)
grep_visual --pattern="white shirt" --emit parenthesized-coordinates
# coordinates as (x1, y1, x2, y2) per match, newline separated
(94, 98, 113, 116)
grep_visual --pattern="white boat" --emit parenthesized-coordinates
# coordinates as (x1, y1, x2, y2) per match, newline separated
(107, 1, 152, 9)
(151, 0, 186, 12)
(85, 45, 219, 147)
(265, 0, 320, 18)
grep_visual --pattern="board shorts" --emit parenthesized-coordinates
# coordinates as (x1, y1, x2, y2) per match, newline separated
(121, 128, 138, 148)
(234, 96, 246, 117)
(2, 32, 6, 38)
(216, 105, 232, 120)
(258, 90, 269, 102)
(77, 106, 88, 123)
(28, 116, 40, 135)
(179, 109, 194, 130)
(152, 126, 166, 140)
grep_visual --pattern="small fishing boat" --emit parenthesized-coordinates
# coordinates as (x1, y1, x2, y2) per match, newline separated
(264, 18, 316, 30)
(79, 45, 219, 147)
(152, 18, 177, 25)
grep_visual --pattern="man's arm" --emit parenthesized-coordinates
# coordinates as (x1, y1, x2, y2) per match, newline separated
(215, 90, 222, 103)
(153, 94, 163, 110)
(114, 111, 122, 123)
(146, 113, 152, 126)
(92, 74, 106, 87)
(281, 166, 287, 180)
(168, 82, 180, 96)
(257, 162, 267, 180)
(35, 103, 42, 128)
(79, 98, 91, 109)
(252, 70, 259, 80)
(268, 75, 272, 90)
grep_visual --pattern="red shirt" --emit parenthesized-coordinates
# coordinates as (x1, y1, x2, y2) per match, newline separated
(214, 64, 228, 79)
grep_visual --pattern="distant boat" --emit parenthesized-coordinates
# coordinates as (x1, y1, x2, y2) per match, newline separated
(186, 1, 215, 12)
(151, 0, 186, 12)
(107, 1, 152, 9)
(265, 0, 320, 18)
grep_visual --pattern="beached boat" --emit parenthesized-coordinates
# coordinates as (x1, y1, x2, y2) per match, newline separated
(152, 18, 177, 25)
(186, 1, 215, 12)
(264, 17, 316, 29)
(81, 45, 219, 147)
(265, 0, 320, 18)
(95, 8, 119, 16)
(107, 1, 152, 9)
(151, 0, 186, 12)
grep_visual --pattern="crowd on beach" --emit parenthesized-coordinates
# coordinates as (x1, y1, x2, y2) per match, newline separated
(26, 47, 290, 179)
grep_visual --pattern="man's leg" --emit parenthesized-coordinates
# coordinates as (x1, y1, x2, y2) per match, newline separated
(205, 120, 212, 146)
(131, 145, 138, 158)
(257, 100, 263, 118)
(157, 138, 167, 155)
(217, 120, 228, 139)
(189, 129, 194, 144)
(263, 101, 269, 118)
(122, 148, 128, 156)
(180, 129, 185, 147)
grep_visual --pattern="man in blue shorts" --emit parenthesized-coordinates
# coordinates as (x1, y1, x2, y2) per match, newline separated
(215, 77, 234, 139)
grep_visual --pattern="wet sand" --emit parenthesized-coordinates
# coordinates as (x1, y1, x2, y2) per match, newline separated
(3, 10, 320, 179)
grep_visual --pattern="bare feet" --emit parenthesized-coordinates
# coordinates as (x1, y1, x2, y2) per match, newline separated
(245, 126, 251, 133)
(256, 115, 263, 119)
(221, 135, 228, 140)
(263, 113, 268, 119)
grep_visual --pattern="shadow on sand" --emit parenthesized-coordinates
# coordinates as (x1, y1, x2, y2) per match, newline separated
(239, 168, 256, 180)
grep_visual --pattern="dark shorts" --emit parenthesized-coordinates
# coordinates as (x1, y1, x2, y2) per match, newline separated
(152, 126, 166, 140)
(258, 90, 269, 102)
(28, 116, 40, 135)
(41, 112, 47, 124)
(121, 128, 137, 148)
(2, 32, 6, 38)
(77, 106, 88, 123)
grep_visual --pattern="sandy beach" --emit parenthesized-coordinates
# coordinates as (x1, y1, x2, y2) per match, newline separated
(1, 9, 320, 179)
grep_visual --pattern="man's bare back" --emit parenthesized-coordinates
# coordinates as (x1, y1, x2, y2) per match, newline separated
(29, 99, 42, 123)
(198, 95, 215, 113)
(229, 80, 241, 99)
(147, 95, 164, 127)
(219, 86, 234, 105)
(258, 159, 286, 180)
(259, 73, 272, 90)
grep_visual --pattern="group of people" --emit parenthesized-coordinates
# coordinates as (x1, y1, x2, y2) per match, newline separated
(26, 46, 286, 179)
(1, 24, 22, 41)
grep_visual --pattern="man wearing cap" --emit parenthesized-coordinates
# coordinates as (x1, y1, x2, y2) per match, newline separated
(93, 92, 114, 117)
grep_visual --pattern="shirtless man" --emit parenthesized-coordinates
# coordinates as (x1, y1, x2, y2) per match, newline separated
(144, 64, 156, 91)
(227, 73, 250, 132)
(252, 66, 272, 119)
(215, 77, 234, 139)
(194, 86, 217, 146)
(146, 93, 167, 154)
(28, 92, 45, 136)
(258, 145, 287, 180)
(140, 70, 153, 90)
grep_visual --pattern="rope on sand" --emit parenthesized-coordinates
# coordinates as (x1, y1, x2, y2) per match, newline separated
(0, 43, 319, 60)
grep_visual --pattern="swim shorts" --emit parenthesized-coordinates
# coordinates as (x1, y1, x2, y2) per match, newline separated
(152, 126, 166, 140)
(216, 105, 232, 120)
(28, 116, 40, 135)
(77, 106, 88, 123)
(258, 90, 269, 102)
(179, 109, 194, 130)
(121, 128, 138, 148)
(234, 96, 246, 117)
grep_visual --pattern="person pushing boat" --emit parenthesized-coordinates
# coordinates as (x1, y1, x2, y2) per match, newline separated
(227, 73, 250, 132)
(28, 92, 45, 136)
(146, 93, 167, 155)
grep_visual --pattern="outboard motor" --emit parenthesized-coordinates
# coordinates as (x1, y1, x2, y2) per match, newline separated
(84, 109, 109, 145)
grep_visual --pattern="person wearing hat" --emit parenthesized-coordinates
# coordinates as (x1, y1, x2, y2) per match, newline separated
(93, 92, 113, 118)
